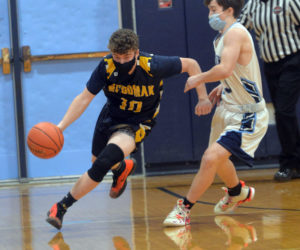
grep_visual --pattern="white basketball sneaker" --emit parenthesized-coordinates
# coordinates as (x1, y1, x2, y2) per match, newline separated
(214, 181, 255, 214)
(163, 199, 191, 227)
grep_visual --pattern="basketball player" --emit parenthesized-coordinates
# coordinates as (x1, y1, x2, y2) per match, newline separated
(164, 0, 269, 226)
(46, 28, 212, 230)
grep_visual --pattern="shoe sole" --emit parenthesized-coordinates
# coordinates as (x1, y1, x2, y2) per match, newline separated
(163, 220, 190, 227)
(274, 174, 292, 182)
(110, 158, 137, 199)
(46, 216, 62, 230)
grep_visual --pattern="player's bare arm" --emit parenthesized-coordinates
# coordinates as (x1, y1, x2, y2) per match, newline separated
(184, 28, 244, 93)
(58, 87, 95, 132)
(180, 58, 212, 116)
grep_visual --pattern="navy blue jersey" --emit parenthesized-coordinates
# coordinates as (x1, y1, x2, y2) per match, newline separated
(86, 51, 182, 123)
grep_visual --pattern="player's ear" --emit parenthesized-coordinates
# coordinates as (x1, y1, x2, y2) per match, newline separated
(226, 7, 234, 16)
(135, 49, 140, 58)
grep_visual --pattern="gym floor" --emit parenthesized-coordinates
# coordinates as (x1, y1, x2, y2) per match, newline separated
(1, 168, 300, 250)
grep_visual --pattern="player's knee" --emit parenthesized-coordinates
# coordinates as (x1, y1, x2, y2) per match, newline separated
(87, 143, 124, 182)
(202, 148, 221, 166)
(202, 153, 215, 167)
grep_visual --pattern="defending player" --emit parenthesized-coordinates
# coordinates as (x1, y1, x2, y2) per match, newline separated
(164, 0, 269, 226)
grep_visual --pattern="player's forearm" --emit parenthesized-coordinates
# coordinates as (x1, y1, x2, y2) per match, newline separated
(185, 59, 209, 99)
(195, 84, 209, 100)
(196, 64, 231, 84)
(58, 94, 91, 132)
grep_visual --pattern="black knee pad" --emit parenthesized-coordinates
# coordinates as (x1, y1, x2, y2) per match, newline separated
(87, 143, 124, 182)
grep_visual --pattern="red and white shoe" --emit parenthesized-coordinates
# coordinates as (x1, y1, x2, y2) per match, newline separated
(163, 199, 191, 227)
(214, 180, 255, 214)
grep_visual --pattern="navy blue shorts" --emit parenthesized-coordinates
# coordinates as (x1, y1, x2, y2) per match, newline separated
(92, 104, 156, 157)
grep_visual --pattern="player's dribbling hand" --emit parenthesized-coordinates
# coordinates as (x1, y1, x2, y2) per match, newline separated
(209, 84, 223, 107)
(195, 98, 212, 116)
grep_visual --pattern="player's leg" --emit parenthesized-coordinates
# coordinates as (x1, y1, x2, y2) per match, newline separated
(109, 122, 154, 198)
(70, 130, 136, 199)
(185, 143, 233, 203)
(163, 142, 229, 226)
(108, 127, 137, 198)
(213, 109, 268, 214)
(46, 107, 115, 229)
(46, 131, 135, 229)
(185, 143, 253, 214)
(46, 130, 109, 230)
(213, 157, 255, 214)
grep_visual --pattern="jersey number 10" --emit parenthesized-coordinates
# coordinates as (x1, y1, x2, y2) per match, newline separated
(120, 97, 142, 113)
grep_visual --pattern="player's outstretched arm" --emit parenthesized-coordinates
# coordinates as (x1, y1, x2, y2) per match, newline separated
(57, 87, 95, 132)
(184, 28, 243, 93)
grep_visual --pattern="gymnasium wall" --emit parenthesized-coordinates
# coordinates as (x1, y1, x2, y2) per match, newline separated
(0, 0, 18, 180)
(0, 0, 118, 180)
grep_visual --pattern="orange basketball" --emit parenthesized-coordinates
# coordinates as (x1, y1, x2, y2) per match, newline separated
(27, 122, 64, 159)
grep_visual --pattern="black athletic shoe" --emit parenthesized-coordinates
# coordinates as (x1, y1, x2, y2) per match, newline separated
(274, 168, 300, 182)
(46, 203, 66, 230)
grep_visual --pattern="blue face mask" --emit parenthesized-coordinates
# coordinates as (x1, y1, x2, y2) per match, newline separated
(209, 13, 226, 31)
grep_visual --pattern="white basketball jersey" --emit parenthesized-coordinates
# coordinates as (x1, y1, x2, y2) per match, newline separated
(214, 22, 264, 106)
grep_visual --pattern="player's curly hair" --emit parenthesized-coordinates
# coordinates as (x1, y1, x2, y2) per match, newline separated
(204, 0, 244, 18)
(108, 29, 139, 54)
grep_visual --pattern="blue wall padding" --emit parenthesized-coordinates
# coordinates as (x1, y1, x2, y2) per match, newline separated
(0, 0, 18, 180)
(135, 0, 195, 163)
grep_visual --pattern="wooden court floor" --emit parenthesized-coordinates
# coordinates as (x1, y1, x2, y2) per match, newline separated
(1, 168, 300, 250)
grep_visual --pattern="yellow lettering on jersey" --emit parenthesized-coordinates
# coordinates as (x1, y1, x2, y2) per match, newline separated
(133, 85, 141, 97)
(128, 100, 142, 113)
(120, 98, 143, 113)
(108, 84, 115, 92)
(141, 86, 148, 97)
(121, 86, 127, 94)
(148, 86, 154, 96)
(127, 86, 133, 95)
(115, 85, 121, 93)
(107, 83, 155, 98)
(120, 97, 127, 110)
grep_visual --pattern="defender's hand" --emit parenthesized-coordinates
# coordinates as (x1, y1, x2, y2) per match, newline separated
(209, 85, 223, 107)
